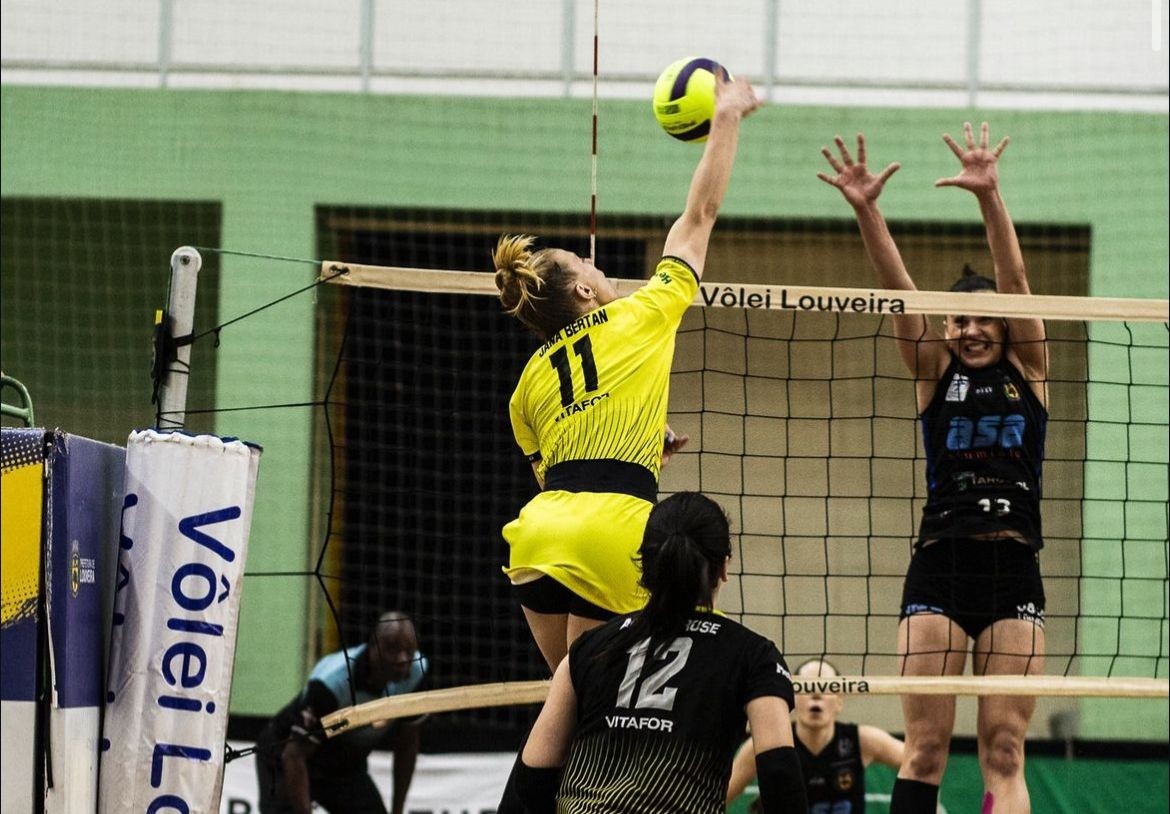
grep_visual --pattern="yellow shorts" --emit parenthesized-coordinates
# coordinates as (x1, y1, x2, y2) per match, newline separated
(502, 490, 651, 615)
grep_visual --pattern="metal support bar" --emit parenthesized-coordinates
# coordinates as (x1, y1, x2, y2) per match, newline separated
(360, 0, 375, 93)
(764, 0, 780, 101)
(561, 0, 576, 98)
(158, 0, 173, 88)
(967, 0, 983, 108)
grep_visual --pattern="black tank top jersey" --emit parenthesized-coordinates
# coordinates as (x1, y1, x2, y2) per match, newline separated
(796, 722, 866, 814)
(558, 611, 794, 814)
(918, 355, 1047, 548)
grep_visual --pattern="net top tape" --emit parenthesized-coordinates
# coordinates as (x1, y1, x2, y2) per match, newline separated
(321, 262, 1169, 323)
(320, 676, 1170, 734)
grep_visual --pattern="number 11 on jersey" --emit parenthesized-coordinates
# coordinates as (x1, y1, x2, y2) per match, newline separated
(549, 335, 599, 407)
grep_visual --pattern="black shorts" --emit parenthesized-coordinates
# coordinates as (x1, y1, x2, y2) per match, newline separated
(513, 576, 617, 622)
(900, 537, 1045, 639)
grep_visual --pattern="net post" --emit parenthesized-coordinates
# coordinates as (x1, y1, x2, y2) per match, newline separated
(155, 246, 202, 429)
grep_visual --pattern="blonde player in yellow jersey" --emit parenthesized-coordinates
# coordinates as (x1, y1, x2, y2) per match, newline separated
(492, 69, 762, 673)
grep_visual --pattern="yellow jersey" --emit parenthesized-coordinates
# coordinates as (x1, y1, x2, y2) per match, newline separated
(508, 256, 698, 491)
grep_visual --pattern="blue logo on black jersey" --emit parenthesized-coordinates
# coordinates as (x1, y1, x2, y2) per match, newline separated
(946, 414, 1025, 451)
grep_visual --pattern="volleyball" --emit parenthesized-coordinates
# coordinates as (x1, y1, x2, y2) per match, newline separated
(652, 57, 729, 143)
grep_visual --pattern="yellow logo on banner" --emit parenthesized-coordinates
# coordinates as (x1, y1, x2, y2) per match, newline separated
(1, 463, 43, 627)
(71, 546, 81, 597)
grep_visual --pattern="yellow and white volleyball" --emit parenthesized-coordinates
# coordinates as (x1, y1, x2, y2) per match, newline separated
(652, 57, 730, 143)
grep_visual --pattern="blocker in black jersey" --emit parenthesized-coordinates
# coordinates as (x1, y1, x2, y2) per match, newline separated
(918, 354, 1048, 548)
(796, 721, 865, 814)
(822, 123, 1051, 809)
(557, 611, 794, 813)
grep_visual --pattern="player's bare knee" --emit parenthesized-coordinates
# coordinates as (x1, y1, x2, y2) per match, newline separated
(980, 727, 1024, 779)
(905, 738, 948, 780)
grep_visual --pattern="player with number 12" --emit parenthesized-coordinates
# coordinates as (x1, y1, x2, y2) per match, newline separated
(498, 492, 808, 813)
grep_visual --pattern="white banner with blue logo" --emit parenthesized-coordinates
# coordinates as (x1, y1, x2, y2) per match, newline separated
(99, 430, 261, 814)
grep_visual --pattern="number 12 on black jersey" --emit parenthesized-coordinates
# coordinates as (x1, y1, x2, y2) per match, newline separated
(615, 637, 693, 712)
(549, 335, 599, 407)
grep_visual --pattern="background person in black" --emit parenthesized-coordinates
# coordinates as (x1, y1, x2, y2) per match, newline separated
(255, 612, 427, 814)
(818, 123, 1048, 814)
(727, 659, 905, 812)
(498, 491, 808, 814)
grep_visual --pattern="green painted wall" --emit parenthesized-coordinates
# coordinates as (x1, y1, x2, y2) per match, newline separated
(2, 87, 1165, 733)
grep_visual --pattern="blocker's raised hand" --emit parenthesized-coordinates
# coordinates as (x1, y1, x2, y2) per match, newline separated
(817, 133, 901, 209)
(935, 121, 1009, 195)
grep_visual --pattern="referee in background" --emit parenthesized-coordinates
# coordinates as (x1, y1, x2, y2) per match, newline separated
(255, 611, 428, 814)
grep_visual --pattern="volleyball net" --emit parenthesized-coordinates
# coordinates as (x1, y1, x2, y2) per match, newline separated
(3, 208, 1166, 751)
(303, 217, 1167, 742)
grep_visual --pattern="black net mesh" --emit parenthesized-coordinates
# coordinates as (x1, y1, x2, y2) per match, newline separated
(303, 209, 1166, 747)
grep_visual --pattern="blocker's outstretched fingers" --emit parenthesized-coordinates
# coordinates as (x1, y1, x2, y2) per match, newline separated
(834, 135, 855, 166)
(821, 147, 845, 174)
(993, 136, 1010, 157)
(877, 162, 902, 184)
(963, 120, 976, 149)
(942, 132, 964, 159)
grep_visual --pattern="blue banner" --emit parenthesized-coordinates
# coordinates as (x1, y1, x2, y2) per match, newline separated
(44, 431, 126, 814)
(47, 431, 125, 709)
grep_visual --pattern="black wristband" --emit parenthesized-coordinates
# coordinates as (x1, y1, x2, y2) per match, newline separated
(755, 746, 807, 814)
(497, 757, 560, 814)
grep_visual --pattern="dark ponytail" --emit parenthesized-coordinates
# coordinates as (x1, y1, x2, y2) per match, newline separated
(949, 263, 996, 292)
(602, 492, 731, 664)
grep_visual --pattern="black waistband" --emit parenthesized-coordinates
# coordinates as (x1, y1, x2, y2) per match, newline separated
(544, 460, 657, 503)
